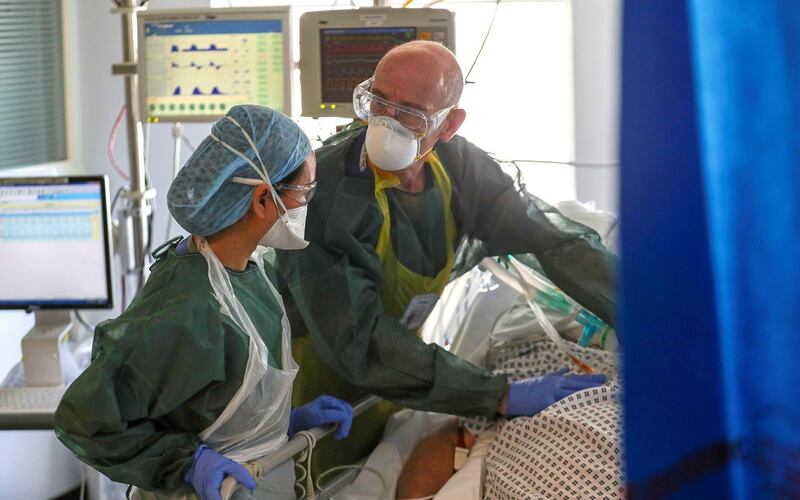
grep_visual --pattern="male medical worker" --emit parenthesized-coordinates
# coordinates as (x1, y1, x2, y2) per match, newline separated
(276, 41, 612, 420)
(55, 105, 352, 500)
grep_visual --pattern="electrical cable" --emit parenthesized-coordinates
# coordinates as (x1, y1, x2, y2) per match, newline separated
(145, 202, 155, 261)
(74, 310, 95, 334)
(464, 0, 502, 85)
(110, 185, 128, 214)
(315, 465, 387, 500)
(108, 105, 130, 180)
(121, 274, 127, 312)
(181, 134, 197, 153)
(294, 431, 317, 499)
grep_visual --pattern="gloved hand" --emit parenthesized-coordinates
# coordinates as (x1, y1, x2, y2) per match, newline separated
(506, 368, 607, 417)
(184, 444, 256, 500)
(288, 395, 353, 440)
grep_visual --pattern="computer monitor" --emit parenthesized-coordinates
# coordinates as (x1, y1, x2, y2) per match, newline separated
(299, 7, 456, 118)
(138, 7, 293, 123)
(0, 176, 113, 386)
(0, 176, 113, 310)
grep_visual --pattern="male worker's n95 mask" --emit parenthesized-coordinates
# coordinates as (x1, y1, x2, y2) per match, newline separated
(259, 204, 308, 250)
(366, 115, 430, 171)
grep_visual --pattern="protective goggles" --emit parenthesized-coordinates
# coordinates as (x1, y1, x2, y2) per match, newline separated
(232, 178, 317, 206)
(353, 77, 455, 137)
(274, 180, 317, 205)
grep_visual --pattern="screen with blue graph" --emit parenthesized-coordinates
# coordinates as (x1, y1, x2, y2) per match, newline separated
(142, 11, 290, 122)
(0, 177, 113, 308)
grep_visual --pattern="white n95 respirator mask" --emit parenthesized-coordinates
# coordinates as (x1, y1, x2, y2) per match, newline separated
(259, 204, 308, 250)
(365, 116, 426, 171)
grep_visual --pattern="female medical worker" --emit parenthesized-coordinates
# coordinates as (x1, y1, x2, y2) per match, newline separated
(55, 105, 353, 500)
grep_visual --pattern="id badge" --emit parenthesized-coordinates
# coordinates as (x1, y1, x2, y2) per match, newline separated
(399, 293, 440, 330)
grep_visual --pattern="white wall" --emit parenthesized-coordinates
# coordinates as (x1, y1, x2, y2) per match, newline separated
(572, 0, 621, 213)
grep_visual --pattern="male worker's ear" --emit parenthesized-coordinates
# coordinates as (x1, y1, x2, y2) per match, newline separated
(250, 184, 273, 220)
(437, 108, 467, 142)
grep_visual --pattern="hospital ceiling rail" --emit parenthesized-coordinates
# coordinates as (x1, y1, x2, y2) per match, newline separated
(220, 395, 383, 500)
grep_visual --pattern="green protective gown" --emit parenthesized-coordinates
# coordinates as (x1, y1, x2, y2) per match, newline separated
(275, 126, 617, 419)
(54, 238, 285, 492)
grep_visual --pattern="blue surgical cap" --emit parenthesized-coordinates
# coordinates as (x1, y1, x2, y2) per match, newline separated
(167, 105, 311, 236)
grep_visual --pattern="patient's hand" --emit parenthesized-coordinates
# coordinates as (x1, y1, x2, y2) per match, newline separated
(396, 418, 475, 499)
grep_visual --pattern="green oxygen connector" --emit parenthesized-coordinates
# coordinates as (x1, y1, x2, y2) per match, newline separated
(533, 287, 574, 315)
(576, 309, 607, 347)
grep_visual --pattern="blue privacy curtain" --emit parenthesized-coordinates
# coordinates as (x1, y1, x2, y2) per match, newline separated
(620, 1, 799, 498)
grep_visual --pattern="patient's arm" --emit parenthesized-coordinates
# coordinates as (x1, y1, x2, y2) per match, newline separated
(396, 417, 476, 499)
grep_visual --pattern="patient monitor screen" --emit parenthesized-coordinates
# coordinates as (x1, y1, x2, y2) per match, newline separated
(299, 8, 455, 117)
(142, 16, 288, 121)
(0, 180, 111, 307)
(320, 27, 418, 104)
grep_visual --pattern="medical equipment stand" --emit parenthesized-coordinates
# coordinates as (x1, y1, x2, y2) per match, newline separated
(20, 310, 73, 387)
(111, 0, 152, 295)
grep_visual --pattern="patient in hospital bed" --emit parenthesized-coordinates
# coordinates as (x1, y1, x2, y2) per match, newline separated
(337, 200, 623, 499)
(397, 331, 623, 499)
(397, 201, 623, 499)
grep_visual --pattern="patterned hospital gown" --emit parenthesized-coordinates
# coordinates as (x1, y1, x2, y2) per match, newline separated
(464, 338, 624, 499)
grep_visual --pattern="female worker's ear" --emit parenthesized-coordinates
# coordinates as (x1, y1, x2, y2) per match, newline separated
(250, 184, 272, 220)
(437, 108, 467, 142)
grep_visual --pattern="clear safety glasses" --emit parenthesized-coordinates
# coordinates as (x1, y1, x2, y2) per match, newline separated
(274, 180, 317, 206)
(231, 178, 317, 206)
(353, 77, 455, 137)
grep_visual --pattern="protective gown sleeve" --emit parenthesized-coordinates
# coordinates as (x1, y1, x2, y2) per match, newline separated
(436, 136, 618, 327)
(277, 163, 507, 418)
(55, 292, 247, 491)
(281, 240, 506, 418)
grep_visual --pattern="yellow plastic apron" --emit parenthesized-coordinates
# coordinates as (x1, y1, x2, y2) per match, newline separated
(372, 151, 458, 320)
(289, 154, 458, 483)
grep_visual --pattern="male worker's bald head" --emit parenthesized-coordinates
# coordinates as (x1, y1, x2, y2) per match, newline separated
(375, 41, 464, 108)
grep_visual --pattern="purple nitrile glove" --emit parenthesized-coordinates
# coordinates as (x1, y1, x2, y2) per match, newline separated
(507, 368, 606, 417)
(288, 395, 353, 440)
(184, 444, 256, 500)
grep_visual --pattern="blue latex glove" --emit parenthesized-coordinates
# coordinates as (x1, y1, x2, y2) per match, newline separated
(288, 395, 353, 440)
(184, 444, 256, 500)
(506, 368, 607, 417)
